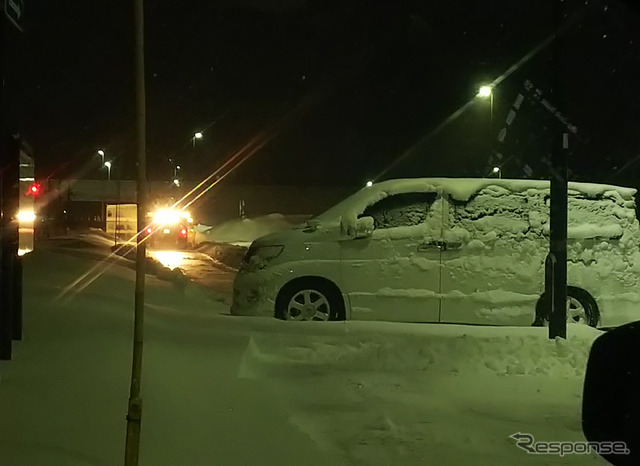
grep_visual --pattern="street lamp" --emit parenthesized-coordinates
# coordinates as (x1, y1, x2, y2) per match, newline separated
(193, 131, 203, 150)
(104, 161, 112, 181)
(478, 85, 492, 98)
(366, 180, 373, 187)
(493, 166, 501, 179)
(478, 84, 494, 125)
(97, 149, 105, 162)
(173, 179, 180, 187)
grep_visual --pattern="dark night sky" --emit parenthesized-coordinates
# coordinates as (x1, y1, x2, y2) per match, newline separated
(13, 0, 640, 188)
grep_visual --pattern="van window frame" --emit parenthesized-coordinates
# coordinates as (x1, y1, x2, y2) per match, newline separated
(359, 191, 438, 230)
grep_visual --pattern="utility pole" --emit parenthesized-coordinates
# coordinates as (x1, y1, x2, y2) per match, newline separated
(124, 0, 147, 464)
(548, 0, 568, 339)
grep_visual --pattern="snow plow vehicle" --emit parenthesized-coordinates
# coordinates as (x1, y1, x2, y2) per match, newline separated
(145, 207, 196, 250)
(106, 204, 196, 249)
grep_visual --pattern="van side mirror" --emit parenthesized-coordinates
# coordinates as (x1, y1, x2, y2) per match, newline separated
(582, 321, 640, 465)
(342, 216, 374, 238)
(354, 216, 374, 238)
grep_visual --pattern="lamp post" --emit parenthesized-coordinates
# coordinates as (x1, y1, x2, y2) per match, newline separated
(478, 85, 494, 127)
(193, 131, 203, 149)
(104, 161, 112, 181)
(493, 166, 501, 179)
(97, 149, 105, 164)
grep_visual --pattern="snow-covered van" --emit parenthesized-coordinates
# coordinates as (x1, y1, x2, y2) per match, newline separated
(231, 178, 640, 328)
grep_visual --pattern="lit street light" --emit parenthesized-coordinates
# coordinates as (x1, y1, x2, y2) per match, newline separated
(193, 131, 203, 150)
(97, 149, 105, 161)
(493, 166, 502, 179)
(173, 179, 180, 187)
(478, 85, 492, 98)
(366, 181, 373, 187)
(104, 161, 112, 181)
(478, 84, 494, 124)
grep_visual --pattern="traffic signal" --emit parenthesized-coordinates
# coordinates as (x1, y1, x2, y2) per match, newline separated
(27, 182, 41, 196)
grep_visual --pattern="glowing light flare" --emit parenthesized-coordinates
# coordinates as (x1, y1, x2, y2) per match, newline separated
(493, 166, 500, 173)
(17, 210, 36, 223)
(366, 181, 373, 187)
(149, 250, 185, 270)
(154, 209, 181, 225)
(27, 183, 41, 196)
(478, 85, 492, 97)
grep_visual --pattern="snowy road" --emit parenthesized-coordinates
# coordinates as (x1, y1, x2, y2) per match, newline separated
(0, 243, 607, 465)
(42, 234, 237, 301)
(147, 249, 236, 300)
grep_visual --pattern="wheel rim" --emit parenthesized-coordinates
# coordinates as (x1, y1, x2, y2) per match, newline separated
(285, 289, 330, 321)
(567, 296, 587, 324)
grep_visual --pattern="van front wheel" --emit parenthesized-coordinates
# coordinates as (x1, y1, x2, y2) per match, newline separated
(275, 279, 345, 321)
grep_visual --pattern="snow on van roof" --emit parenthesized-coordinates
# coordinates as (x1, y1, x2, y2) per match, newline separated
(315, 178, 637, 222)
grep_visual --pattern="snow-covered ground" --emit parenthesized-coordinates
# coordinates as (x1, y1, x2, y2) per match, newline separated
(0, 245, 606, 465)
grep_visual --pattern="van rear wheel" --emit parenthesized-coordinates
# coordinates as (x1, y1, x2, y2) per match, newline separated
(566, 287, 599, 326)
(534, 286, 599, 327)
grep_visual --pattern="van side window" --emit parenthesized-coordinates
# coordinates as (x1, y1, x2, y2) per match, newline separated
(361, 192, 436, 229)
(452, 193, 528, 236)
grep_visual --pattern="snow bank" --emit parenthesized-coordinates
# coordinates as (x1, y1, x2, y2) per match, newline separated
(195, 213, 296, 246)
(239, 322, 601, 379)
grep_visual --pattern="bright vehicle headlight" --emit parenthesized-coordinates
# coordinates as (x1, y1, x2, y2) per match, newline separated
(154, 209, 181, 225)
(17, 210, 36, 223)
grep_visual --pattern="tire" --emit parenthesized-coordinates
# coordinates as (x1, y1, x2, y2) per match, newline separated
(533, 286, 600, 327)
(275, 279, 345, 322)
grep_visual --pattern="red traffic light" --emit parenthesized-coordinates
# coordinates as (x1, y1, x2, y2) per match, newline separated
(27, 183, 41, 196)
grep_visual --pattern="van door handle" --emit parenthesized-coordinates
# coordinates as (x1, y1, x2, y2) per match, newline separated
(417, 241, 444, 252)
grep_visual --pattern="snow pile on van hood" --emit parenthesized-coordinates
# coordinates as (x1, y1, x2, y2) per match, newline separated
(195, 213, 296, 246)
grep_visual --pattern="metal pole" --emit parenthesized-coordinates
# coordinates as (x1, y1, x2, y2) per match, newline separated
(124, 0, 147, 463)
(548, 0, 567, 339)
(0, 9, 21, 360)
(490, 92, 494, 130)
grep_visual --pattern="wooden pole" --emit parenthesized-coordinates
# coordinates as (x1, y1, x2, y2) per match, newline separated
(124, 0, 147, 464)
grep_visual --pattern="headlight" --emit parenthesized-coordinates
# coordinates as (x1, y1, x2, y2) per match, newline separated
(17, 210, 36, 223)
(154, 209, 180, 225)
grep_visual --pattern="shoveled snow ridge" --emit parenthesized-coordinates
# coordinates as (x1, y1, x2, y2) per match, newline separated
(239, 323, 601, 379)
